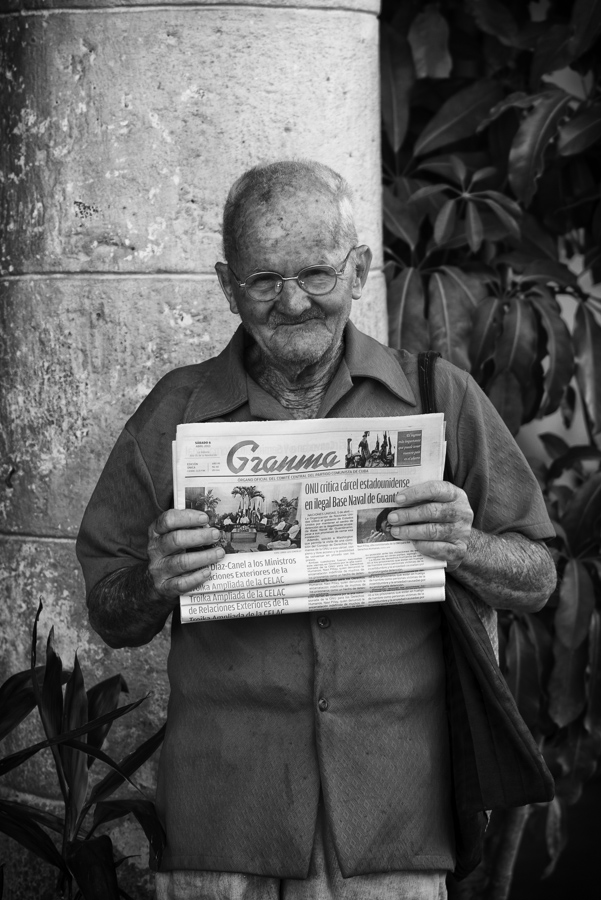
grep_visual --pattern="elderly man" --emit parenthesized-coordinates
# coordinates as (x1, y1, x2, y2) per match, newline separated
(77, 160, 556, 900)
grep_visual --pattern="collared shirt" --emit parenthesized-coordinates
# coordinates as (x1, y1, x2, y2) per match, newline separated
(77, 322, 554, 879)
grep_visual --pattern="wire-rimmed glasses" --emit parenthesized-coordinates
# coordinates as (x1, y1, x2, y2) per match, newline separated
(229, 246, 357, 303)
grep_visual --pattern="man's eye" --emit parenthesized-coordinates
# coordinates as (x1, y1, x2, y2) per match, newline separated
(250, 275, 279, 292)
(301, 268, 335, 289)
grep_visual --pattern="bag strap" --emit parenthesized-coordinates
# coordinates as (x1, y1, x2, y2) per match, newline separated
(417, 350, 453, 483)
(417, 350, 440, 416)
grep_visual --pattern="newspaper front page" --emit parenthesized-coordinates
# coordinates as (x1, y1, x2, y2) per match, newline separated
(173, 415, 446, 623)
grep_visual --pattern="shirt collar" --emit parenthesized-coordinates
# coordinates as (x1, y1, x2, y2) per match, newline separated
(184, 320, 415, 423)
(343, 321, 416, 406)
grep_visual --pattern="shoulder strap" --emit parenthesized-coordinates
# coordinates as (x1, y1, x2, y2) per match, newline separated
(417, 350, 453, 483)
(417, 350, 441, 415)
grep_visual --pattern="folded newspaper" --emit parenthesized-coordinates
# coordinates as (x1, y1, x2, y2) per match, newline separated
(173, 414, 447, 623)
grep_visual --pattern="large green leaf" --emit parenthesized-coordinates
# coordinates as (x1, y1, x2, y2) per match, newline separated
(0, 696, 147, 777)
(548, 639, 588, 727)
(584, 610, 601, 751)
(414, 81, 503, 157)
(525, 614, 554, 697)
(508, 91, 573, 206)
(380, 24, 415, 153)
(468, 296, 503, 377)
(0, 803, 69, 873)
(62, 655, 89, 836)
(41, 628, 63, 741)
(66, 835, 119, 900)
(386, 268, 428, 354)
(433, 199, 457, 246)
(543, 796, 568, 878)
(547, 445, 601, 482)
(383, 187, 420, 250)
(0, 666, 68, 743)
(86, 724, 166, 807)
(558, 103, 601, 157)
(562, 473, 601, 558)
(92, 799, 166, 868)
(574, 301, 601, 438)
(538, 432, 569, 461)
(438, 266, 489, 309)
(555, 560, 595, 650)
(529, 289, 574, 416)
(407, 7, 452, 79)
(480, 198, 521, 240)
(519, 260, 577, 287)
(477, 91, 536, 132)
(467, 0, 519, 47)
(568, 0, 601, 58)
(86, 674, 128, 765)
(529, 25, 573, 89)
(40, 627, 68, 800)
(504, 619, 541, 732)
(399, 177, 445, 225)
(428, 270, 474, 370)
(465, 201, 484, 252)
(518, 212, 558, 260)
(492, 296, 539, 384)
(487, 369, 523, 434)
(0, 798, 63, 836)
(554, 722, 600, 804)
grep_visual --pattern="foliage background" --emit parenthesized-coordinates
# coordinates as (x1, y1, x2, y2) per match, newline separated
(380, 1, 601, 896)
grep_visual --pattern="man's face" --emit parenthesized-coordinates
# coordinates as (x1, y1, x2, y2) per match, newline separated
(216, 189, 371, 372)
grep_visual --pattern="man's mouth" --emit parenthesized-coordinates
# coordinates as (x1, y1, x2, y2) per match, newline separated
(271, 311, 325, 328)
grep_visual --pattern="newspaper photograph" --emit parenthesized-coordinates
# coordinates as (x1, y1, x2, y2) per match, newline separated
(173, 414, 447, 623)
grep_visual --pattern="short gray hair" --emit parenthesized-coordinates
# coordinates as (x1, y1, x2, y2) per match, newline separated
(222, 159, 358, 263)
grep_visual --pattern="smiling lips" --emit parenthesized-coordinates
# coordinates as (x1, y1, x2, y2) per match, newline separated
(271, 311, 325, 328)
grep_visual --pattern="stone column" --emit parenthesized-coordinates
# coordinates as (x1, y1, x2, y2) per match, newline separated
(0, 0, 383, 893)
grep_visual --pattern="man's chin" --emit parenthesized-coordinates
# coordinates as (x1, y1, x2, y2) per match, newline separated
(271, 326, 334, 366)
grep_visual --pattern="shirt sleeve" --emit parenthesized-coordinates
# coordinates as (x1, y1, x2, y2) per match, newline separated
(76, 425, 166, 597)
(437, 362, 555, 541)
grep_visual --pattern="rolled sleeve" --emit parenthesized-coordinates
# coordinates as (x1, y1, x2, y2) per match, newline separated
(76, 426, 165, 596)
(438, 363, 555, 541)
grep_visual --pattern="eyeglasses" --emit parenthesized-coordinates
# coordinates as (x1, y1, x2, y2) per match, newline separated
(229, 246, 357, 303)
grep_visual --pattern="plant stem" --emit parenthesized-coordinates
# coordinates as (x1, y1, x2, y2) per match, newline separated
(485, 805, 532, 900)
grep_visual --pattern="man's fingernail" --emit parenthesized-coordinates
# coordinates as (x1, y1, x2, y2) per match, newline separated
(211, 530, 220, 541)
(215, 547, 225, 559)
(388, 513, 399, 523)
(396, 494, 406, 503)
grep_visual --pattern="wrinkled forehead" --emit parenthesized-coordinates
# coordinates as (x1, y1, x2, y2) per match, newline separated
(234, 185, 342, 258)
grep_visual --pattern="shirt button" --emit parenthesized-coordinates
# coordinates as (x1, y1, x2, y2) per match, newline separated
(317, 615, 330, 629)
(318, 698, 329, 712)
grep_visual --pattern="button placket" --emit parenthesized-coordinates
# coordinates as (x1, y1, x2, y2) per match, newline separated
(312, 611, 333, 717)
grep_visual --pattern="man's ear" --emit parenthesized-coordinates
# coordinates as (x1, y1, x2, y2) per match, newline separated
(215, 262, 240, 315)
(351, 245, 373, 299)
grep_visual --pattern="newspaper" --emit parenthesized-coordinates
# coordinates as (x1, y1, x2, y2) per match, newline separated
(173, 414, 447, 623)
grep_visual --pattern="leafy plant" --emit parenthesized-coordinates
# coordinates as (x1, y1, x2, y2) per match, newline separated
(380, 0, 601, 896)
(0, 601, 165, 900)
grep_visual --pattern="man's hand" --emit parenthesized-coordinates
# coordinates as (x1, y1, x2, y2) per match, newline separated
(387, 481, 474, 571)
(148, 509, 226, 600)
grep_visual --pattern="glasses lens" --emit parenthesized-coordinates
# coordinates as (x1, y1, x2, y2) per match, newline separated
(245, 273, 282, 302)
(299, 266, 337, 295)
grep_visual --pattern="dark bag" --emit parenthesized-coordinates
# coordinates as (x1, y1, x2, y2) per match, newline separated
(416, 351, 554, 879)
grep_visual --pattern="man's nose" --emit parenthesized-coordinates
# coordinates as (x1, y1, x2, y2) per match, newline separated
(277, 279, 313, 315)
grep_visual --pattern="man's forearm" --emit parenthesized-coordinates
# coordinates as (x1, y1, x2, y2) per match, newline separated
(453, 530, 557, 613)
(87, 564, 176, 648)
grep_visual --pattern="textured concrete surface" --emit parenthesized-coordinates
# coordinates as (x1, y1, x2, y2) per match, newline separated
(0, 0, 383, 893)
(1, 5, 383, 278)
(0, 275, 238, 535)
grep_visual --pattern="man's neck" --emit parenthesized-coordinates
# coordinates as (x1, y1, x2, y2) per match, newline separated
(245, 340, 344, 419)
